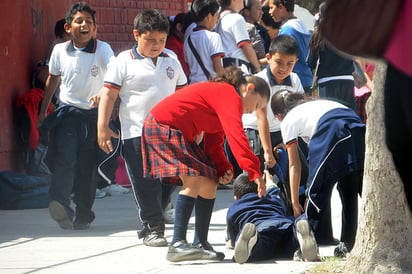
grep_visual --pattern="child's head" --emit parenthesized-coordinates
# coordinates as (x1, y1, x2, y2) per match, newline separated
(233, 173, 258, 199)
(270, 90, 305, 120)
(213, 66, 270, 114)
(168, 12, 190, 41)
(266, 35, 299, 83)
(191, 0, 220, 25)
(241, 0, 262, 24)
(261, 5, 281, 40)
(268, 0, 294, 22)
(133, 9, 170, 58)
(64, 2, 96, 48)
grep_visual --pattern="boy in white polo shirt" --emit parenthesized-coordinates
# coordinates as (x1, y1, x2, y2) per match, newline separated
(37, 2, 114, 230)
(97, 9, 187, 247)
(215, 0, 261, 74)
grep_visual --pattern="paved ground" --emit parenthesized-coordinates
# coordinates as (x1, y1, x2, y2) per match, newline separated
(0, 186, 343, 274)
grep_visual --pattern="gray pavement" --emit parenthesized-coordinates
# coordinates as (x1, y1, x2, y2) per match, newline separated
(0, 186, 343, 274)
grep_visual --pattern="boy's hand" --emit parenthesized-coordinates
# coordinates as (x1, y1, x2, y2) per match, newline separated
(88, 94, 101, 108)
(254, 177, 267, 198)
(98, 127, 119, 154)
(292, 201, 304, 219)
(219, 169, 233, 185)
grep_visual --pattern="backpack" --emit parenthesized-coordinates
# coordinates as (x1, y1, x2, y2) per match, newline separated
(0, 171, 50, 209)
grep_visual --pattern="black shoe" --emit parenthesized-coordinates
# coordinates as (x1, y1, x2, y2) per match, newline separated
(73, 211, 95, 230)
(49, 201, 73, 230)
(193, 241, 225, 260)
(143, 230, 168, 247)
(334, 242, 349, 258)
(166, 240, 205, 262)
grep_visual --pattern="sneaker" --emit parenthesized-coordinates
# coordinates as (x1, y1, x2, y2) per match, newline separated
(293, 249, 304, 262)
(234, 223, 258, 264)
(166, 240, 205, 262)
(95, 188, 106, 199)
(334, 242, 349, 258)
(296, 218, 318, 261)
(73, 212, 95, 230)
(143, 230, 168, 247)
(49, 200, 73, 230)
(100, 184, 131, 196)
(193, 241, 225, 260)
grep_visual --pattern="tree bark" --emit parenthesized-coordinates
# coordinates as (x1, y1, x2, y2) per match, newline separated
(345, 62, 412, 273)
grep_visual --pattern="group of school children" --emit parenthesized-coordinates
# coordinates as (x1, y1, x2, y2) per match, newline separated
(36, 0, 367, 265)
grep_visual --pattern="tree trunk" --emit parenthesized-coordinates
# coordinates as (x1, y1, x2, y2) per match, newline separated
(345, 62, 412, 273)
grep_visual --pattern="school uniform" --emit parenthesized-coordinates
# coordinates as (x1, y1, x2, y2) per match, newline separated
(103, 44, 187, 236)
(142, 81, 261, 183)
(184, 26, 225, 83)
(281, 100, 365, 246)
(279, 18, 313, 92)
(226, 187, 298, 261)
(45, 38, 114, 223)
(214, 10, 253, 73)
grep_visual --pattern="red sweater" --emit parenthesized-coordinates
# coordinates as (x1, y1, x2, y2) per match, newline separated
(150, 82, 262, 181)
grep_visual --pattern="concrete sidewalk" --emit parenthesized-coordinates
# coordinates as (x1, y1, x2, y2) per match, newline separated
(0, 186, 343, 274)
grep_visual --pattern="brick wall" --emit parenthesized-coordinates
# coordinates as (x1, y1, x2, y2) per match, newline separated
(89, 0, 190, 54)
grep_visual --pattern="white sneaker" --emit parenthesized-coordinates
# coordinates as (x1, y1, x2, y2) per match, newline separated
(95, 188, 106, 199)
(101, 184, 132, 196)
(296, 218, 318, 261)
(234, 223, 257, 264)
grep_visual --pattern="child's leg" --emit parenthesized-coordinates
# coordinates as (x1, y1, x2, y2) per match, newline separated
(336, 170, 362, 251)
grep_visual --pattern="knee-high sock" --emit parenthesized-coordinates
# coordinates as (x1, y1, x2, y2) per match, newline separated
(193, 196, 215, 245)
(172, 194, 195, 245)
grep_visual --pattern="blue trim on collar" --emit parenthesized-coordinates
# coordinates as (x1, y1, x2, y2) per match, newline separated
(66, 38, 97, 53)
(266, 65, 293, 87)
(131, 43, 169, 59)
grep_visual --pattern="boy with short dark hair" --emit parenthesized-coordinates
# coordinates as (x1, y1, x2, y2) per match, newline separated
(97, 9, 187, 247)
(37, 2, 115, 230)
(226, 172, 318, 263)
(184, 0, 225, 83)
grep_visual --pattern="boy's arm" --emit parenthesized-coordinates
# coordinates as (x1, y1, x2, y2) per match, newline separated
(36, 74, 60, 128)
(256, 107, 275, 168)
(286, 141, 304, 218)
(97, 85, 120, 154)
(212, 56, 225, 76)
(241, 43, 261, 73)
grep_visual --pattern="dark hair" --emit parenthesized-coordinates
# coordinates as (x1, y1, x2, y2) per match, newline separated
(270, 90, 306, 117)
(308, 3, 326, 56)
(268, 34, 299, 57)
(191, 0, 220, 22)
(54, 18, 66, 38)
(65, 2, 96, 26)
(213, 66, 270, 101)
(233, 173, 258, 199)
(261, 5, 282, 29)
(272, 0, 294, 12)
(133, 9, 170, 35)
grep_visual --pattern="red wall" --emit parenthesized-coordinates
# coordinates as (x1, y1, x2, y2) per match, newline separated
(0, 0, 189, 171)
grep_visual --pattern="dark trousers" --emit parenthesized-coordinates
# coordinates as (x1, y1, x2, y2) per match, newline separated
(307, 170, 362, 248)
(384, 64, 412, 212)
(48, 115, 97, 221)
(122, 137, 165, 234)
(319, 80, 356, 110)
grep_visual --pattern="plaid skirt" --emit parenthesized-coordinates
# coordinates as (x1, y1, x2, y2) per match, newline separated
(141, 114, 218, 185)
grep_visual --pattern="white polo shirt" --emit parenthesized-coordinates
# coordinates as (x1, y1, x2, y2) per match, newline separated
(104, 44, 187, 140)
(214, 10, 250, 62)
(49, 39, 114, 109)
(184, 26, 225, 83)
(242, 67, 304, 132)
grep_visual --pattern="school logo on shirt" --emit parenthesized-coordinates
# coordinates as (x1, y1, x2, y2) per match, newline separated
(166, 66, 174, 79)
(91, 65, 99, 77)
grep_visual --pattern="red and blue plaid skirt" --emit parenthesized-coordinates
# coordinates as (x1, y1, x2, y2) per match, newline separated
(141, 114, 218, 185)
